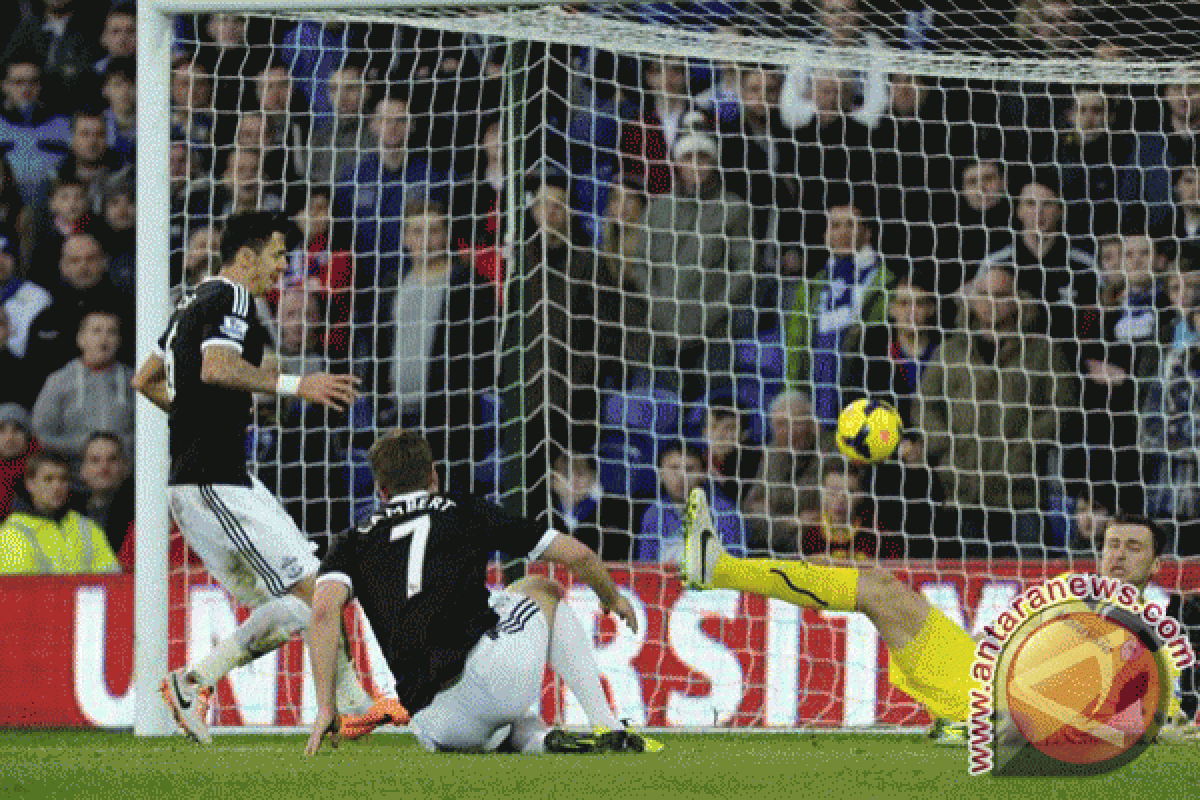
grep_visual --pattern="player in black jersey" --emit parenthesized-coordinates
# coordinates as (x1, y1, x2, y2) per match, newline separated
(304, 430, 661, 755)
(133, 211, 401, 743)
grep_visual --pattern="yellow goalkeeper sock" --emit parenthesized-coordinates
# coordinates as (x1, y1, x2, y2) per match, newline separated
(711, 554, 858, 612)
(888, 608, 975, 722)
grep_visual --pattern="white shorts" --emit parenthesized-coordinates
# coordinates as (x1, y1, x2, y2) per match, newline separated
(409, 592, 550, 753)
(167, 477, 319, 608)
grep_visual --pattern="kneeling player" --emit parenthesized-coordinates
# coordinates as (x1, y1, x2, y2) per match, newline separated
(681, 488, 976, 722)
(305, 431, 661, 755)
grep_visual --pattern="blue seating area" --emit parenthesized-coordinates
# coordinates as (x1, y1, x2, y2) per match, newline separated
(637, 489, 746, 560)
(601, 387, 682, 437)
(733, 327, 785, 444)
(336, 326, 785, 532)
(560, 326, 786, 503)
(595, 387, 683, 498)
(596, 440, 659, 498)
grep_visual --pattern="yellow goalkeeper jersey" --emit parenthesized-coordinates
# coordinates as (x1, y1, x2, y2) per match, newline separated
(886, 572, 1184, 723)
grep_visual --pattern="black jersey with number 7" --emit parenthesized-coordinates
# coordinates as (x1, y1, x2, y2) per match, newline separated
(319, 491, 555, 713)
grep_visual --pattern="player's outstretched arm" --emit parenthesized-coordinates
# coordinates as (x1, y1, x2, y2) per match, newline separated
(540, 535, 638, 633)
(201, 343, 280, 393)
(132, 354, 172, 412)
(305, 578, 350, 756)
(201, 345, 359, 410)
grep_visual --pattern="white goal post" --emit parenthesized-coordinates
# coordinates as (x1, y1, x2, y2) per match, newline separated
(134, 0, 176, 740)
(134, 0, 1200, 737)
(133, 0, 567, 739)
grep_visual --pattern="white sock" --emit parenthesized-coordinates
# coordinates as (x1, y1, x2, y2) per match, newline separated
(191, 638, 252, 689)
(548, 604, 620, 730)
(334, 645, 373, 714)
(193, 595, 310, 688)
(510, 714, 551, 754)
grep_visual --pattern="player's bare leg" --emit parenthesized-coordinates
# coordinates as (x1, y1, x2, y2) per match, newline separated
(508, 575, 563, 627)
(855, 568, 933, 650)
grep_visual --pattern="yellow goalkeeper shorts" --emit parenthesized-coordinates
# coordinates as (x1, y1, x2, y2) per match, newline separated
(887, 609, 977, 723)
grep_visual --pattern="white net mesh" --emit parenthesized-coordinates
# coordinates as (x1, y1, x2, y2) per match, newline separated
(156, 1, 1200, 730)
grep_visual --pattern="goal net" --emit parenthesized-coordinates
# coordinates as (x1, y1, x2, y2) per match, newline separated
(136, 0, 1200, 734)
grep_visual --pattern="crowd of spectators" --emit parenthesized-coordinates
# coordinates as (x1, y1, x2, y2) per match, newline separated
(6, 0, 1200, 578)
(0, 1, 138, 574)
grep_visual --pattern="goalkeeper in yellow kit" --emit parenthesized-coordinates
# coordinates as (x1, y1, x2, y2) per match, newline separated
(681, 489, 1190, 730)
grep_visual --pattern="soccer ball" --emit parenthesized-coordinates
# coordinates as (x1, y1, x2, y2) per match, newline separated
(835, 398, 903, 464)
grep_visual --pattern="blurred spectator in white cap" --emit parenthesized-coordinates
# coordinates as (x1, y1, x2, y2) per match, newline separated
(778, 0, 889, 132)
(671, 119, 720, 168)
(0, 227, 51, 360)
(625, 112, 754, 400)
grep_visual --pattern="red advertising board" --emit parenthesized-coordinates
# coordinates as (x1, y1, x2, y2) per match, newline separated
(1, 562, 1195, 729)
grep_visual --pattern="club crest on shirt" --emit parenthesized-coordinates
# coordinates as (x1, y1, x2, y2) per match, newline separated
(281, 556, 303, 581)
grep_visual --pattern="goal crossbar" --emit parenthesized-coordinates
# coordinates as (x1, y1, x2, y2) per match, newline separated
(140, 0, 1200, 84)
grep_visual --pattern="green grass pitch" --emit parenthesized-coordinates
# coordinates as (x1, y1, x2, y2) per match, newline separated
(0, 731, 1195, 799)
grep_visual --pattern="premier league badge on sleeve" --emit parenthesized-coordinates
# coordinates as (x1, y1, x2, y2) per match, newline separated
(220, 315, 249, 342)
